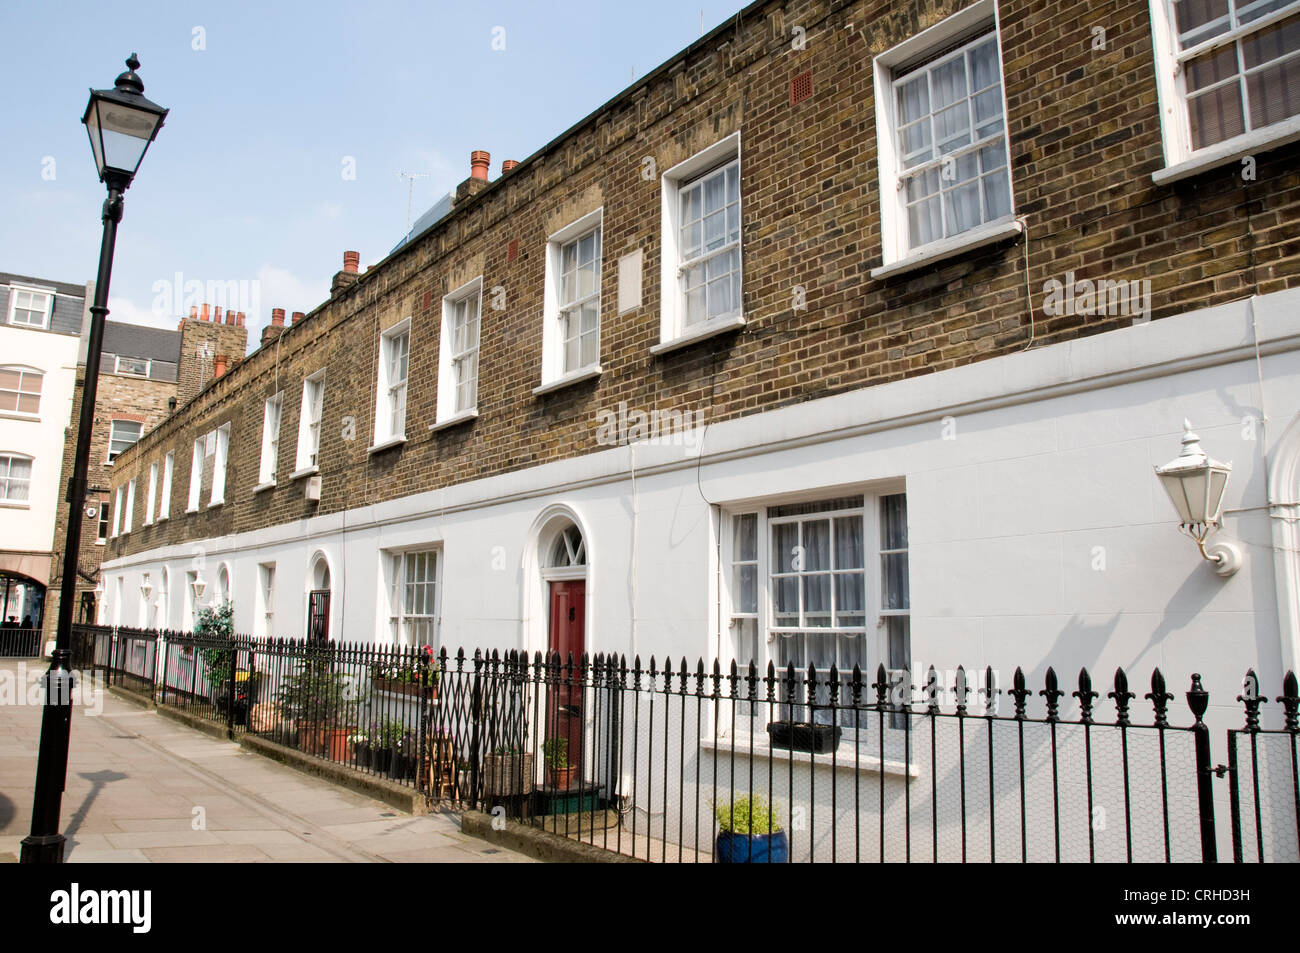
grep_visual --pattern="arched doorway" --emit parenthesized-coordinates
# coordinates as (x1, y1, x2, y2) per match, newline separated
(0, 570, 44, 630)
(539, 516, 587, 790)
(307, 552, 332, 643)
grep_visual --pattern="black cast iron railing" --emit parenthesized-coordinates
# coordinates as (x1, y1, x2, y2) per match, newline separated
(69, 624, 1300, 863)
(0, 626, 42, 658)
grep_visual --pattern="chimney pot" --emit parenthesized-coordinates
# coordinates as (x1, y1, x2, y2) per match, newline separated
(471, 150, 491, 181)
(272, 308, 285, 327)
(189, 305, 198, 319)
(213, 354, 229, 377)
(502, 159, 518, 173)
(292, 311, 305, 324)
(214, 306, 224, 323)
(201, 303, 210, 321)
(343, 250, 360, 273)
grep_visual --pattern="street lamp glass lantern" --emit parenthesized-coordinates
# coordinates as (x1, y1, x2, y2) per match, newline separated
(1154, 420, 1232, 527)
(82, 54, 168, 189)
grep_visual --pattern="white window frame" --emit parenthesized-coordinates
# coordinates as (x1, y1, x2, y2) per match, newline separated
(107, 419, 143, 463)
(719, 487, 910, 744)
(256, 393, 282, 489)
(371, 318, 412, 451)
(112, 485, 124, 537)
(0, 365, 43, 417)
(0, 452, 33, 505)
(113, 355, 151, 377)
(1149, 0, 1300, 183)
(433, 277, 482, 428)
(871, 0, 1021, 278)
(385, 548, 442, 649)
(145, 461, 158, 525)
(123, 478, 136, 534)
(537, 210, 604, 394)
(210, 423, 230, 505)
(654, 134, 746, 355)
(159, 451, 173, 520)
(96, 494, 110, 542)
(6, 285, 53, 329)
(294, 370, 325, 476)
(256, 562, 276, 638)
(187, 437, 203, 513)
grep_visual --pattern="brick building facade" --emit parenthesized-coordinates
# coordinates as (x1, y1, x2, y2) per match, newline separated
(101, 0, 1298, 726)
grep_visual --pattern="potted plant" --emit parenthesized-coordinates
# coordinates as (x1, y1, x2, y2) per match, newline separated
(714, 794, 788, 863)
(369, 720, 398, 774)
(351, 727, 372, 769)
(483, 745, 534, 796)
(274, 657, 358, 761)
(542, 737, 577, 789)
(391, 730, 419, 780)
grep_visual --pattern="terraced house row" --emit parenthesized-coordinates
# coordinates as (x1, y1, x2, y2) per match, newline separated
(97, 0, 1298, 763)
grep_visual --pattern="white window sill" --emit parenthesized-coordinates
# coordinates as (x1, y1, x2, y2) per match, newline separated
(0, 412, 39, 423)
(650, 314, 746, 356)
(290, 466, 320, 481)
(252, 480, 276, 494)
(701, 736, 919, 778)
(366, 435, 407, 455)
(156, 515, 168, 524)
(429, 409, 478, 433)
(95, 540, 106, 546)
(533, 365, 602, 396)
(1152, 117, 1300, 185)
(208, 500, 224, 510)
(0, 501, 31, 510)
(185, 507, 200, 515)
(871, 219, 1024, 280)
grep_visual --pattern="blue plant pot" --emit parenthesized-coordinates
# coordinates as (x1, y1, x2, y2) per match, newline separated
(715, 830, 789, 863)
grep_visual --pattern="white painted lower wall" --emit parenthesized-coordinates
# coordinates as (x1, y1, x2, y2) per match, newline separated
(102, 288, 1300, 834)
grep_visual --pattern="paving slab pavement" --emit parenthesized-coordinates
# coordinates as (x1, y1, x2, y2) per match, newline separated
(0, 659, 533, 863)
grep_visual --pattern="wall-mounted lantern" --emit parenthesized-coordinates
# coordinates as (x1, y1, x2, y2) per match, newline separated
(1154, 420, 1242, 577)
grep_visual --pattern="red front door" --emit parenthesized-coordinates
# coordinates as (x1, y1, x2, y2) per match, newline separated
(547, 580, 585, 786)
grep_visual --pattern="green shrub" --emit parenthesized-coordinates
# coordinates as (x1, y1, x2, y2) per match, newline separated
(714, 794, 782, 835)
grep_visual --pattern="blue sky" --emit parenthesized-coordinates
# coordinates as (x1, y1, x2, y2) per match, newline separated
(1, 0, 746, 348)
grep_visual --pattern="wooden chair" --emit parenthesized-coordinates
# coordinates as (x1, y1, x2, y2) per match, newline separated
(420, 733, 457, 800)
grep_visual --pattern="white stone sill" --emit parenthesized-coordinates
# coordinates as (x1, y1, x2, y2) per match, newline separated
(366, 435, 407, 456)
(870, 219, 1024, 280)
(533, 365, 602, 397)
(701, 736, 919, 778)
(289, 466, 319, 481)
(650, 315, 746, 356)
(252, 481, 276, 495)
(429, 409, 478, 433)
(1152, 118, 1300, 186)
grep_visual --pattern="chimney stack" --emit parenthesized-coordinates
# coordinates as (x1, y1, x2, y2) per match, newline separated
(331, 250, 362, 297)
(457, 150, 493, 203)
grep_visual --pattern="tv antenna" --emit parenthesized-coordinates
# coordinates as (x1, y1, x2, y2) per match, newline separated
(397, 171, 431, 236)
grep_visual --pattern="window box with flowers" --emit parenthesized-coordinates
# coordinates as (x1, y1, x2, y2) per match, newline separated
(370, 649, 440, 700)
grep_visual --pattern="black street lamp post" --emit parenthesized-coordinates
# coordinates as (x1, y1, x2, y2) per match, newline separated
(20, 54, 166, 864)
